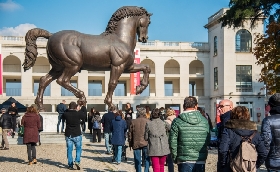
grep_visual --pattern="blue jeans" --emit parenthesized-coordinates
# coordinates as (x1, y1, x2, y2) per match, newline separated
(178, 163, 205, 172)
(57, 114, 65, 132)
(104, 132, 112, 153)
(268, 170, 280, 172)
(114, 145, 122, 163)
(133, 147, 150, 172)
(66, 135, 82, 167)
(167, 154, 174, 172)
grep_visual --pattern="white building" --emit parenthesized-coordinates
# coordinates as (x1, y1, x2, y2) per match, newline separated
(0, 8, 266, 122)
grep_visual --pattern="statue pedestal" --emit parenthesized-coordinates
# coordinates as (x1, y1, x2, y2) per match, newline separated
(40, 112, 59, 132)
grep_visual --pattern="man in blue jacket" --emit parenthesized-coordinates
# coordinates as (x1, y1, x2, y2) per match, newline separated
(101, 106, 116, 154)
(56, 100, 67, 133)
(261, 93, 280, 171)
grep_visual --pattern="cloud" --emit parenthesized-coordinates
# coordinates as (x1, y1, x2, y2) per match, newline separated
(0, 23, 37, 36)
(0, 0, 21, 11)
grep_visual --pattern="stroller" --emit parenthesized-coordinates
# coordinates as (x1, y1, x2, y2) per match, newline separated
(111, 145, 128, 162)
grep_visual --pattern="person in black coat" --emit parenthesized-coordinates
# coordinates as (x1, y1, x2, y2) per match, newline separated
(124, 103, 133, 130)
(261, 93, 280, 171)
(0, 108, 13, 149)
(218, 106, 267, 171)
(78, 101, 87, 133)
(87, 107, 95, 134)
(8, 102, 18, 137)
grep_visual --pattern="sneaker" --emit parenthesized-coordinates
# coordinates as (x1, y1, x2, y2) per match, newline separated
(106, 151, 111, 155)
(2, 147, 9, 150)
(68, 166, 75, 170)
(74, 162, 81, 170)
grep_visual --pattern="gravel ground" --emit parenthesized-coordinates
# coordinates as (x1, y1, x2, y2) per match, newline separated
(0, 141, 268, 172)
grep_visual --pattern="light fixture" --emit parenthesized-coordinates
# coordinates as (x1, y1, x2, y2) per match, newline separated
(229, 92, 233, 95)
(146, 56, 148, 58)
(229, 97, 232, 99)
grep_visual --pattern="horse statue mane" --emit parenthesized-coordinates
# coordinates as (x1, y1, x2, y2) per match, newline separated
(23, 6, 152, 111)
(104, 6, 149, 35)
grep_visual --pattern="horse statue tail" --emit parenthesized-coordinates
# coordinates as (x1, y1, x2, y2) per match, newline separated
(23, 28, 52, 72)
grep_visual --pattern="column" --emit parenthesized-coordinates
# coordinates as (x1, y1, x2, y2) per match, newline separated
(77, 70, 89, 97)
(21, 69, 32, 96)
(155, 59, 164, 97)
(180, 59, 189, 97)
(52, 104, 56, 112)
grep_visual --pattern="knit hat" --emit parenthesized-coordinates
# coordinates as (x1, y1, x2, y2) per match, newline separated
(268, 93, 280, 107)
(137, 107, 146, 117)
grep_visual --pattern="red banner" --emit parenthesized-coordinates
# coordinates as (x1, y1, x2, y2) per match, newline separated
(0, 44, 2, 95)
(130, 48, 140, 95)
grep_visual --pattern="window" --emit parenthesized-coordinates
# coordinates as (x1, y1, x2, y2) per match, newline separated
(88, 81, 102, 96)
(214, 67, 218, 90)
(214, 36, 217, 56)
(236, 29, 252, 52)
(34, 80, 51, 96)
(165, 81, 173, 96)
(61, 81, 77, 96)
(114, 81, 126, 96)
(140, 84, 150, 96)
(5, 79, 21, 96)
(236, 65, 252, 92)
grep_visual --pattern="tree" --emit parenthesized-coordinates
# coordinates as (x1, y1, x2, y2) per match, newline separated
(219, 0, 280, 28)
(219, 0, 280, 93)
(254, 20, 280, 94)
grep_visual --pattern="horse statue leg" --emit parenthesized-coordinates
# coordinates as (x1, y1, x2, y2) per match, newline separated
(35, 68, 62, 112)
(56, 66, 86, 104)
(104, 65, 125, 108)
(125, 63, 151, 94)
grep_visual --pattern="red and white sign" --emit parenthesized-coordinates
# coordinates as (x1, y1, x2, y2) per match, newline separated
(130, 48, 140, 95)
(0, 44, 2, 95)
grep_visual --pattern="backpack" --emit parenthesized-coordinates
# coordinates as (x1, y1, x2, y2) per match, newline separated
(230, 131, 257, 172)
(92, 121, 99, 129)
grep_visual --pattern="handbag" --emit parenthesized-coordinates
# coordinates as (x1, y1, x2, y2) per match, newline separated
(18, 126, 24, 137)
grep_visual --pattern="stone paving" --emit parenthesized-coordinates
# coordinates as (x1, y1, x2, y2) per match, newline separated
(0, 139, 268, 172)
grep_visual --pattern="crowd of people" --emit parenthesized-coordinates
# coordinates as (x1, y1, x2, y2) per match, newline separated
(0, 94, 280, 172)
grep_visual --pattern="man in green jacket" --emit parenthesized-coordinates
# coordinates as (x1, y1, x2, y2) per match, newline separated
(169, 96, 210, 172)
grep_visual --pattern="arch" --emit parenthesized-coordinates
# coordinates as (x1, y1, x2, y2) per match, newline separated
(32, 56, 50, 73)
(189, 60, 204, 75)
(141, 59, 155, 74)
(164, 59, 180, 74)
(236, 29, 252, 52)
(3, 55, 21, 72)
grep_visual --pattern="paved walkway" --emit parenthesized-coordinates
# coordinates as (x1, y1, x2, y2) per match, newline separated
(0, 139, 268, 172)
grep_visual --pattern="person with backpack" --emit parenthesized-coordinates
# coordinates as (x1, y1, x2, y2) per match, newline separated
(261, 93, 280, 171)
(0, 108, 13, 150)
(218, 106, 267, 171)
(92, 111, 102, 143)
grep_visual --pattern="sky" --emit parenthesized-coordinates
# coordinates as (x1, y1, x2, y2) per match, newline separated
(0, 0, 230, 42)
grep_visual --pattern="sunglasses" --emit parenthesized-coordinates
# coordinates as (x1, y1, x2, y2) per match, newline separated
(218, 105, 230, 108)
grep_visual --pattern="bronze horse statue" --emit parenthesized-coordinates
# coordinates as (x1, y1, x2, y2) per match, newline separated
(23, 6, 152, 111)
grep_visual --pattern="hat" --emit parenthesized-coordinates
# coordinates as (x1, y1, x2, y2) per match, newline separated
(1, 108, 7, 111)
(268, 93, 280, 107)
(137, 107, 146, 117)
